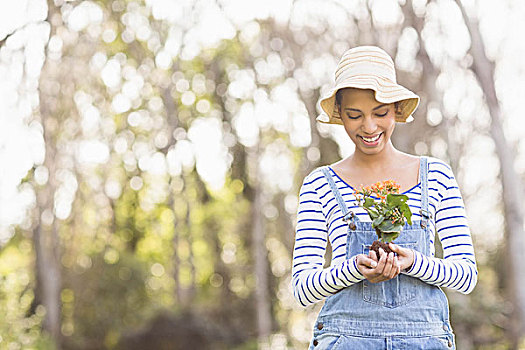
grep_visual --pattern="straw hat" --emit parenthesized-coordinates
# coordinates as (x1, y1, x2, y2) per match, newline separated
(317, 46, 420, 124)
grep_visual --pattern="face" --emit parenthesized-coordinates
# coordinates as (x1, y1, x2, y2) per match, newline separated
(337, 88, 396, 156)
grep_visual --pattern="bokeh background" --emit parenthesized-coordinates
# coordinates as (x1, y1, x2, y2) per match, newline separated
(1, 0, 525, 349)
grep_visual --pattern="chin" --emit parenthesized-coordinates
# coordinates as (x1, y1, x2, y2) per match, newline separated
(358, 148, 384, 156)
(354, 139, 387, 155)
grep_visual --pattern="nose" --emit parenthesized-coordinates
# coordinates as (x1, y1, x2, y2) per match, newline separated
(361, 115, 377, 134)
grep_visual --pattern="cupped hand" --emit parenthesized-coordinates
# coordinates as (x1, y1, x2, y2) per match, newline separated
(356, 248, 400, 283)
(387, 243, 415, 272)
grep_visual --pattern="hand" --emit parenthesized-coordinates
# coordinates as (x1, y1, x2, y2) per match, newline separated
(356, 248, 400, 283)
(387, 243, 415, 272)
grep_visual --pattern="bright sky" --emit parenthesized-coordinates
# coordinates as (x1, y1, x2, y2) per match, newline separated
(0, 0, 48, 242)
(0, 0, 524, 256)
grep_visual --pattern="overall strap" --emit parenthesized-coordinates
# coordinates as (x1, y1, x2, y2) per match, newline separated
(320, 167, 357, 227)
(419, 156, 431, 227)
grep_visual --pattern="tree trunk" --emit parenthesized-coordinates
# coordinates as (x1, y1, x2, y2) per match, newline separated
(33, 207, 62, 346)
(30, 2, 64, 346)
(396, 0, 447, 159)
(455, 1, 525, 346)
(299, 88, 322, 177)
(251, 145, 272, 347)
(36, 69, 62, 350)
(183, 176, 197, 305)
(160, 82, 185, 306)
(168, 182, 183, 306)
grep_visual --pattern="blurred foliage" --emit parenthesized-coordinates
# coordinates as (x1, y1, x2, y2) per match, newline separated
(0, 0, 522, 349)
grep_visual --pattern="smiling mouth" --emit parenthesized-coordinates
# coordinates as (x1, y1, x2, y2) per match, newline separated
(359, 133, 382, 145)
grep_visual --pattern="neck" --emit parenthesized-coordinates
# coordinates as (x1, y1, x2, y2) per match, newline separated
(350, 142, 399, 169)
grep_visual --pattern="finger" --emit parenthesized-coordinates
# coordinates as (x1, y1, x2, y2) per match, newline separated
(369, 258, 378, 269)
(389, 243, 407, 258)
(389, 243, 404, 259)
(358, 255, 378, 269)
(369, 249, 378, 261)
(388, 242, 398, 253)
(389, 244, 414, 271)
(389, 256, 399, 279)
(356, 256, 378, 275)
(382, 252, 394, 277)
(375, 248, 388, 274)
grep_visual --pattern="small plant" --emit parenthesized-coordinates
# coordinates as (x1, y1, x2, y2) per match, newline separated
(355, 180, 412, 258)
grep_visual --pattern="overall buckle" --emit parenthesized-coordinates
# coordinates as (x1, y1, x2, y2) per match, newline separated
(419, 209, 433, 219)
(342, 211, 356, 230)
(419, 209, 432, 228)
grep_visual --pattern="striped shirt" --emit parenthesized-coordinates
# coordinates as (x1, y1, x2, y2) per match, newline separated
(292, 157, 477, 307)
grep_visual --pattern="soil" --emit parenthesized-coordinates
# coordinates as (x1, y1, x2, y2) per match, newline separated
(370, 240, 394, 260)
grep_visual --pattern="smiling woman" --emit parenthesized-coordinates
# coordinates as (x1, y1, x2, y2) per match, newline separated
(337, 89, 396, 156)
(291, 46, 477, 350)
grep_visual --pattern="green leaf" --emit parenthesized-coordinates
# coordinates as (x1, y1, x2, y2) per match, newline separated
(374, 228, 382, 240)
(364, 197, 375, 208)
(364, 207, 379, 219)
(386, 193, 408, 206)
(377, 220, 403, 234)
(399, 203, 413, 225)
(372, 216, 384, 227)
(382, 232, 400, 243)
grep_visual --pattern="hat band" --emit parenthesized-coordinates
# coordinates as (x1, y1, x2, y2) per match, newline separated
(335, 56, 396, 81)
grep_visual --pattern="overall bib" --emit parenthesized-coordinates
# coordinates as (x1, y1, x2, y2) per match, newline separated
(309, 157, 455, 350)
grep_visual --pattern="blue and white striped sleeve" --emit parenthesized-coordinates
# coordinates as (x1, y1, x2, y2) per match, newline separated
(404, 161, 478, 294)
(292, 171, 365, 307)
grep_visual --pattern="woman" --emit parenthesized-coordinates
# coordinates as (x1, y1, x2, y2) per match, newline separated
(292, 46, 477, 349)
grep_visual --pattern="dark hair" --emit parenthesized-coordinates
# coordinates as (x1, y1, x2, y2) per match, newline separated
(335, 89, 345, 108)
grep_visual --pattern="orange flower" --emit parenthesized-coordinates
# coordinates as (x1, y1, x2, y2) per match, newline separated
(356, 180, 402, 199)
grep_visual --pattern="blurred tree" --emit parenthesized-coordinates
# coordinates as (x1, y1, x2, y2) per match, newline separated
(1, 0, 522, 349)
(33, 1, 64, 346)
(455, 0, 525, 347)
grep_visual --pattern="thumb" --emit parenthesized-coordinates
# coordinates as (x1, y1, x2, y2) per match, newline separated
(389, 243, 409, 258)
(360, 255, 377, 268)
(388, 242, 400, 253)
(388, 243, 406, 257)
(369, 259, 378, 268)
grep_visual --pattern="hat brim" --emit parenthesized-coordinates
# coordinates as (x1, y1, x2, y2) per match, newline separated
(316, 76, 420, 125)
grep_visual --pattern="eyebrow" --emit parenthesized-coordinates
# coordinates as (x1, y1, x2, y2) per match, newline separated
(344, 104, 389, 113)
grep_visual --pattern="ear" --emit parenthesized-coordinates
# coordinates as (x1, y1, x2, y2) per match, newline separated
(394, 102, 402, 116)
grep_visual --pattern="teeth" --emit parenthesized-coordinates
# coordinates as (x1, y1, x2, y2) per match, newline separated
(362, 134, 381, 142)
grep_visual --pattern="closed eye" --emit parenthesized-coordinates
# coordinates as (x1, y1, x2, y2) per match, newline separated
(376, 111, 388, 117)
(346, 114, 361, 120)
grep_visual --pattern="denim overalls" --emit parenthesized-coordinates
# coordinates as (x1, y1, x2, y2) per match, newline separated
(309, 157, 455, 350)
